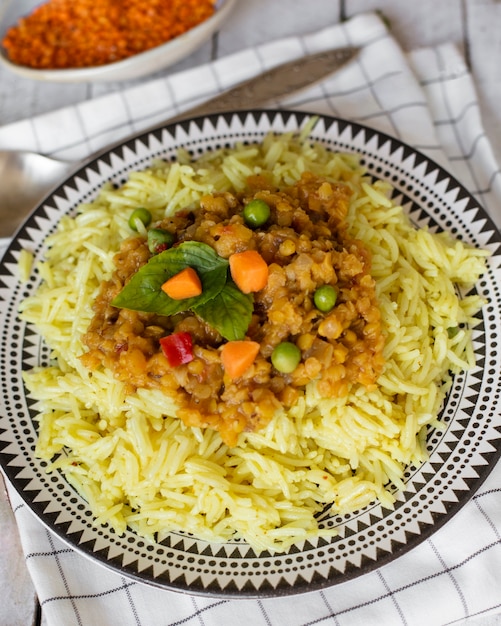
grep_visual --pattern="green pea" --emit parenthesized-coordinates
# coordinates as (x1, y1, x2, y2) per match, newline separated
(147, 228, 175, 254)
(313, 285, 337, 312)
(243, 199, 271, 229)
(129, 207, 152, 231)
(271, 341, 301, 374)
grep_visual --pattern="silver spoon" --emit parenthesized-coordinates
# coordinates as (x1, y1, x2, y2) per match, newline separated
(0, 150, 74, 237)
(0, 46, 359, 238)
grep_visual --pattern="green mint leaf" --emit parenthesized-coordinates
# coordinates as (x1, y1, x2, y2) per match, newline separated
(111, 241, 228, 315)
(194, 281, 253, 341)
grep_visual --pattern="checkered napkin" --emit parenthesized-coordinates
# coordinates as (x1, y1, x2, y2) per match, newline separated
(2, 11, 501, 626)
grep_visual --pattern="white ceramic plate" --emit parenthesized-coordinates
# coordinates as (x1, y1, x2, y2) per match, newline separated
(1, 110, 500, 597)
(0, 0, 236, 82)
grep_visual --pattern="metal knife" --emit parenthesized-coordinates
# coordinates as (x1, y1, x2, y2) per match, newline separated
(169, 46, 359, 122)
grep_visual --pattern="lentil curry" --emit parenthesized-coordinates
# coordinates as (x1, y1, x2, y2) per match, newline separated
(81, 173, 386, 446)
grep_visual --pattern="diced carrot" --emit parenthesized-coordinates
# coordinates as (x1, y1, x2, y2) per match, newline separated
(229, 250, 269, 294)
(221, 340, 260, 379)
(161, 267, 202, 300)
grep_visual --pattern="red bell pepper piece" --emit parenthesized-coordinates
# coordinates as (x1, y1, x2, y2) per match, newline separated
(159, 332, 194, 366)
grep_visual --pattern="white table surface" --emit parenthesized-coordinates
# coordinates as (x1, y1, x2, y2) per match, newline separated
(1, 1, 501, 625)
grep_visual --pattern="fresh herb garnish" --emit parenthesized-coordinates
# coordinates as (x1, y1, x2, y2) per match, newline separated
(194, 281, 253, 342)
(111, 241, 228, 315)
(111, 241, 253, 340)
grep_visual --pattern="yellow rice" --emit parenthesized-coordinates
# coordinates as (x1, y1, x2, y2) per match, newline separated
(19, 132, 489, 553)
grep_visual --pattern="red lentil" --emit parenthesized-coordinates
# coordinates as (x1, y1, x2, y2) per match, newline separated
(2, 0, 216, 70)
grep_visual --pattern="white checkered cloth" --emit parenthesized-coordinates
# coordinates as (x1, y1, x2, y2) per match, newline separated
(2, 11, 501, 626)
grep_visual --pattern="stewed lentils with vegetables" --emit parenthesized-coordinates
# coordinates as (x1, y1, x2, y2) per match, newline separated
(81, 172, 385, 446)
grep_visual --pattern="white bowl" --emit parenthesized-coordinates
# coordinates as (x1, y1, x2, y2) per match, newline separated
(0, 0, 236, 82)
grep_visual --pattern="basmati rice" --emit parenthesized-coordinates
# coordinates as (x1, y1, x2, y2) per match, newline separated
(20, 132, 489, 553)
